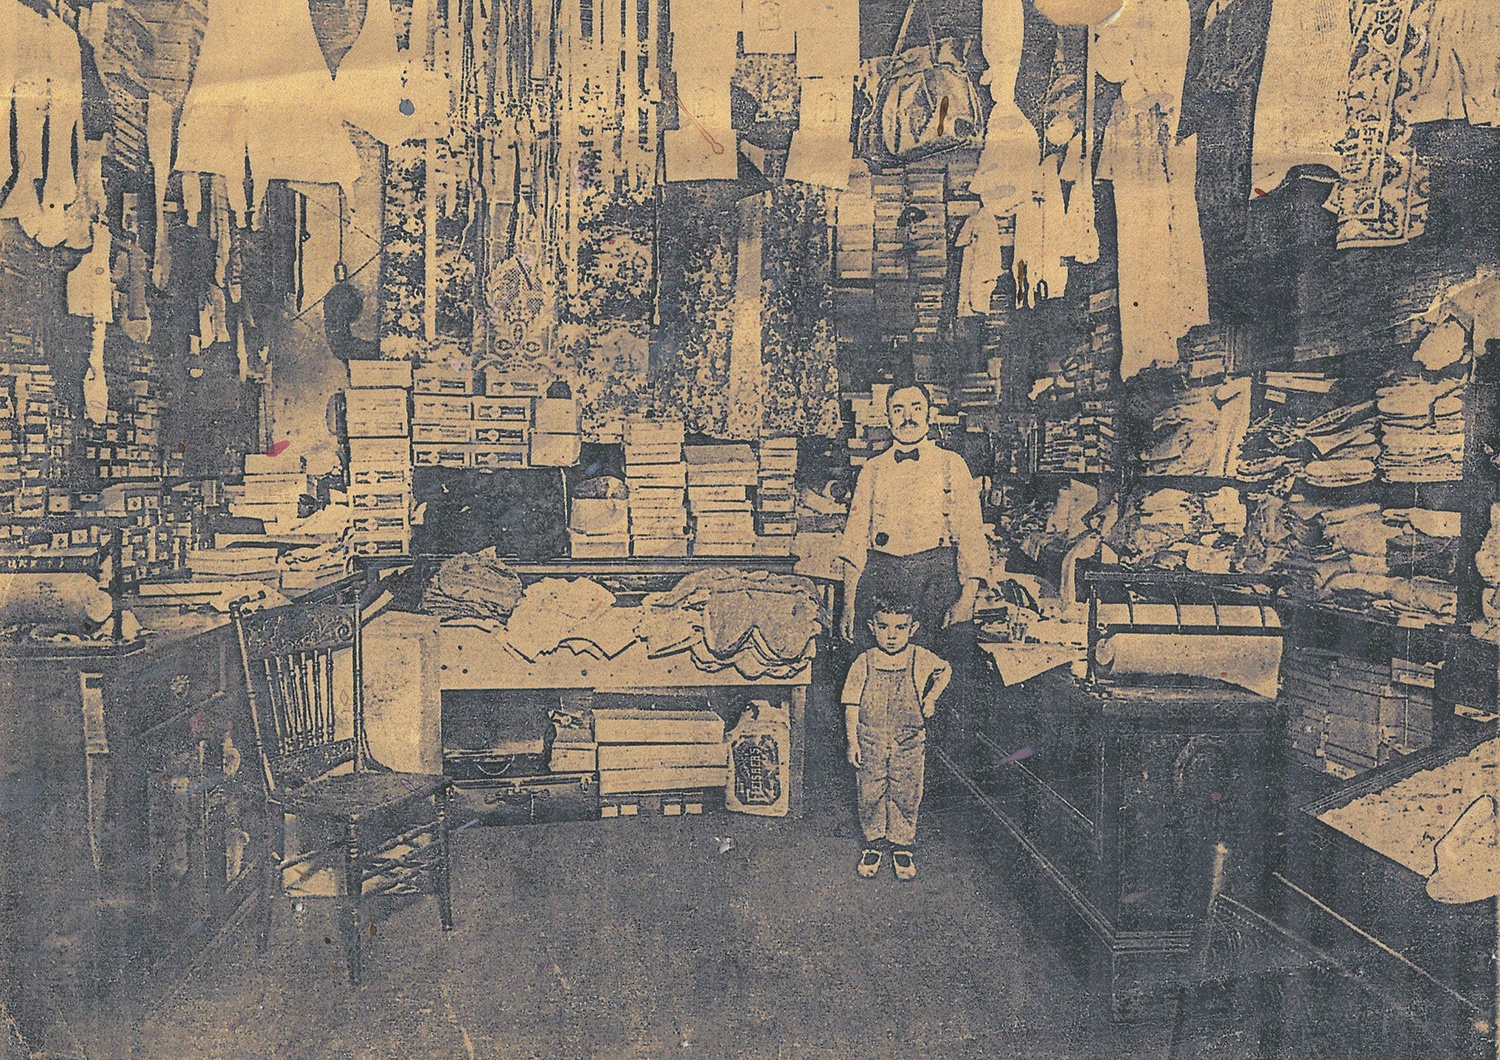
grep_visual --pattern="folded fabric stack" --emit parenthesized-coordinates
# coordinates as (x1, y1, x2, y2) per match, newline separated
(1140, 378, 1251, 478)
(504, 577, 639, 661)
(1284, 645, 1436, 778)
(1470, 502, 1500, 642)
(1280, 503, 1461, 623)
(278, 538, 352, 594)
(1377, 375, 1465, 482)
(1235, 494, 1298, 574)
(1104, 487, 1244, 571)
(635, 568, 823, 680)
(1302, 400, 1379, 487)
(421, 547, 525, 621)
(1237, 411, 1307, 486)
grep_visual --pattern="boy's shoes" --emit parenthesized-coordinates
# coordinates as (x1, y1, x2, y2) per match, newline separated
(856, 848, 883, 878)
(892, 848, 916, 881)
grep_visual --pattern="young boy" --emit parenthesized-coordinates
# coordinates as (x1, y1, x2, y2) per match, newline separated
(842, 594, 952, 880)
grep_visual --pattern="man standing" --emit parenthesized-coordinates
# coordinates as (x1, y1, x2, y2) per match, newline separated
(839, 382, 989, 655)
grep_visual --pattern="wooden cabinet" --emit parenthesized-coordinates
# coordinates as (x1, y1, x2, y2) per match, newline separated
(0, 622, 262, 1050)
(941, 670, 1280, 1023)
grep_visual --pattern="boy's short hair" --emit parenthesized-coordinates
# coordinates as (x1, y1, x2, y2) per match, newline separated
(884, 381, 932, 410)
(868, 592, 917, 620)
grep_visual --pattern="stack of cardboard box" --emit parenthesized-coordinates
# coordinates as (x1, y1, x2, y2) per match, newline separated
(754, 437, 797, 556)
(685, 443, 757, 556)
(593, 708, 727, 815)
(624, 419, 689, 557)
(348, 360, 414, 557)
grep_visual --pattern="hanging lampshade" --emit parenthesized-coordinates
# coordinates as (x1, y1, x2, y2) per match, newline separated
(1032, 0, 1122, 26)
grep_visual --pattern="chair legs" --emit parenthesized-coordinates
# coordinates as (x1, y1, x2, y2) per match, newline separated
(339, 822, 362, 987)
(435, 787, 454, 932)
(258, 813, 281, 954)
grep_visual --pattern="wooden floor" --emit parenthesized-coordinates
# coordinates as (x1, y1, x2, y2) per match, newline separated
(65, 685, 1172, 1059)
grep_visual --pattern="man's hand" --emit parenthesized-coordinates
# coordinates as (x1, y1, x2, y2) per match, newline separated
(846, 740, 862, 767)
(840, 603, 856, 643)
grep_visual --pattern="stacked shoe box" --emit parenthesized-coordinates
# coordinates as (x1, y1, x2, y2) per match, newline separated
(1284, 645, 1436, 777)
(5, 362, 56, 517)
(624, 419, 689, 557)
(593, 708, 727, 816)
(906, 169, 949, 342)
(753, 437, 797, 556)
(348, 360, 414, 557)
(845, 384, 895, 467)
(685, 443, 757, 557)
(412, 364, 534, 470)
(233, 451, 313, 530)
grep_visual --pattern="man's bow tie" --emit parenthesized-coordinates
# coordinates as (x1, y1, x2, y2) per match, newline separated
(894, 448, 921, 463)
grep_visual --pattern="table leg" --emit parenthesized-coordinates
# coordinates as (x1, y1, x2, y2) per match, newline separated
(789, 685, 806, 819)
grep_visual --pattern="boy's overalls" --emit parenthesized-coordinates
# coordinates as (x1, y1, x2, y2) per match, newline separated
(856, 648, 928, 848)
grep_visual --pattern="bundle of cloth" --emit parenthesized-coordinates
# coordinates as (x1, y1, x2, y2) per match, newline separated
(1237, 411, 1307, 486)
(504, 577, 639, 661)
(1018, 479, 1098, 561)
(1104, 487, 1246, 573)
(1302, 400, 1379, 487)
(1278, 503, 1460, 622)
(1140, 379, 1251, 478)
(635, 568, 824, 680)
(1377, 374, 1465, 483)
(421, 547, 525, 622)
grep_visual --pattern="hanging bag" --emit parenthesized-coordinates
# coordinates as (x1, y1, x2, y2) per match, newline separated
(860, 0, 986, 164)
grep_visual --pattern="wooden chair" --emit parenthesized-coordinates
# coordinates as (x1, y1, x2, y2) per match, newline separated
(233, 582, 453, 985)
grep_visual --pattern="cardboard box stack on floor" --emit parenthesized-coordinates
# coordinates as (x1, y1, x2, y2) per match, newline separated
(348, 360, 414, 558)
(624, 419, 689, 557)
(592, 708, 727, 803)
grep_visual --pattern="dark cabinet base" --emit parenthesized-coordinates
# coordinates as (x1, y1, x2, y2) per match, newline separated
(945, 671, 1280, 1024)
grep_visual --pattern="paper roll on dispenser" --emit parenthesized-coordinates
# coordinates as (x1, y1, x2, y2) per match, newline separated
(1092, 602, 1283, 698)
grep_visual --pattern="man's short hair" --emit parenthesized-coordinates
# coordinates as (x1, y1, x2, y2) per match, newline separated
(868, 592, 917, 619)
(885, 380, 933, 410)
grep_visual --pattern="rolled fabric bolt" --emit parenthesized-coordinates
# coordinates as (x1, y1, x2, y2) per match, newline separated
(0, 574, 114, 629)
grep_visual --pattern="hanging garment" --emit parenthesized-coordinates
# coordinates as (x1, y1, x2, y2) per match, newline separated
(785, 0, 859, 189)
(0, 0, 15, 195)
(974, 0, 1038, 213)
(1327, 0, 1435, 248)
(662, 0, 739, 180)
(333, 0, 445, 146)
(175, 0, 362, 222)
(1250, 0, 1350, 195)
(1, 3, 82, 243)
(67, 220, 112, 321)
(1011, 156, 1069, 307)
(1095, 0, 1209, 379)
(956, 209, 1005, 316)
(33, 11, 84, 249)
(148, 93, 173, 288)
(1059, 31, 1099, 266)
(83, 318, 108, 425)
(61, 137, 106, 252)
(1409, 0, 1500, 127)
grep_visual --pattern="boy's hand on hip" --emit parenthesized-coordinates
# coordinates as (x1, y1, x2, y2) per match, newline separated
(846, 740, 862, 767)
(921, 699, 936, 719)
